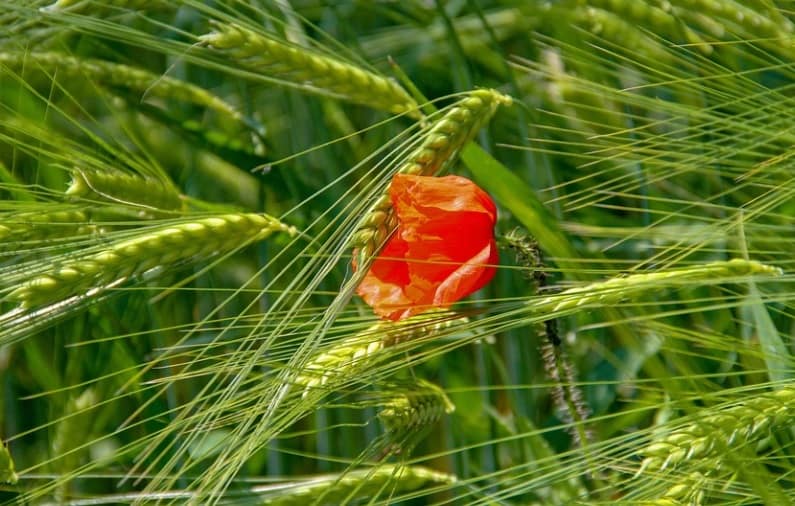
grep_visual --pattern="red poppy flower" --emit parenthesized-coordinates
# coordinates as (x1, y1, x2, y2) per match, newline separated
(355, 174, 498, 321)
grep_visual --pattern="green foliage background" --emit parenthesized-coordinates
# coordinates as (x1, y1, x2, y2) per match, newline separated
(1, 0, 795, 504)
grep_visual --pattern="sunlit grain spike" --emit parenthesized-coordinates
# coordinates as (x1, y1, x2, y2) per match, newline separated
(296, 311, 466, 399)
(641, 385, 795, 473)
(66, 168, 183, 213)
(0, 52, 250, 132)
(378, 379, 455, 434)
(254, 465, 455, 504)
(8, 213, 296, 308)
(41, 0, 167, 13)
(200, 23, 420, 119)
(528, 259, 781, 317)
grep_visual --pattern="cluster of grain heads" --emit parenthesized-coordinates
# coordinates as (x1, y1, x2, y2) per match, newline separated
(66, 168, 183, 215)
(0, 52, 262, 152)
(640, 384, 795, 473)
(254, 465, 456, 505)
(538, 6, 680, 67)
(351, 89, 512, 265)
(295, 311, 466, 399)
(200, 23, 421, 119)
(7, 213, 296, 308)
(653, 472, 706, 505)
(378, 379, 455, 435)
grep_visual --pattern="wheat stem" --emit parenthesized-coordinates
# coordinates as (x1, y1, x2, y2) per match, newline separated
(8, 213, 296, 308)
(200, 23, 420, 118)
(378, 379, 455, 434)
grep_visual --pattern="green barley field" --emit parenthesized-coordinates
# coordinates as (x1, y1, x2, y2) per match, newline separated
(2, 1, 795, 504)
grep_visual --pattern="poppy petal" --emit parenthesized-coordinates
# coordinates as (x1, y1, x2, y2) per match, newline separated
(355, 173, 498, 320)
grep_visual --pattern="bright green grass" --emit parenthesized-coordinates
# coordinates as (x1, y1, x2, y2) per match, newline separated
(1, 1, 794, 504)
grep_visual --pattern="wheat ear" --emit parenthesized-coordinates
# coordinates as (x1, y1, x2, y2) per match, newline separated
(564, 6, 671, 62)
(8, 213, 296, 308)
(351, 88, 511, 264)
(0, 209, 92, 242)
(667, 0, 792, 39)
(379, 379, 455, 434)
(295, 311, 466, 398)
(641, 384, 795, 472)
(583, 0, 711, 52)
(256, 464, 455, 504)
(66, 168, 183, 213)
(200, 23, 420, 118)
(0, 52, 247, 127)
(528, 259, 780, 318)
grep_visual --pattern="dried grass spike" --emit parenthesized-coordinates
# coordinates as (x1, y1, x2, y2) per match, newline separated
(668, 0, 792, 39)
(8, 213, 296, 308)
(200, 23, 420, 118)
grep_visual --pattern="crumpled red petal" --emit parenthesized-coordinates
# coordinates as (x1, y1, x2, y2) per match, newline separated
(355, 174, 498, 320)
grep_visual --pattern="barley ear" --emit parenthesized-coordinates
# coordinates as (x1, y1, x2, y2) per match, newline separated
(351, 88, 512, 265)
(66, 168, 183, 214)
(8, 213, 296, 308)
(640, 385, 795, 473)
(295, 311, 466, 399)
(0, 209, 92, 243)
(265, 464, 455, 504)
(378, 379, 455, 437)
(528, 259, 781, 318)
(0, 52, 255, 137)
(200, 23, 420, 119)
